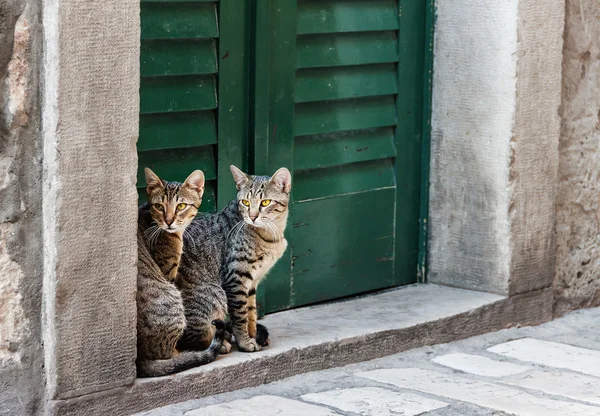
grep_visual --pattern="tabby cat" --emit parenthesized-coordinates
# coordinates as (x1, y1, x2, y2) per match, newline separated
(136, 168, 225, 377)
(177, 166, 291, 352)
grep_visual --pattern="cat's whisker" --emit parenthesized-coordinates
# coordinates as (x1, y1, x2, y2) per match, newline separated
(184, 227, 196, 252)
(234, 221, 246, 242)
(144, 224, 158, 236)
(228, 220, 245, 241)
(227, 221, 241, 239)
(265, 219, 282, 241)
(149, 226, 162, 248)
(265, 221, 277, 242)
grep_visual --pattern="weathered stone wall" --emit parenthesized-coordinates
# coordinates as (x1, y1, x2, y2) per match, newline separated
(554, 0, 600, 316)
(0, 0, 44, 414)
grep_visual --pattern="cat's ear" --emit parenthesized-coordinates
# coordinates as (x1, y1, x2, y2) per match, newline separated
(270, 167, 292, 194)
(230, 165, 249, 190)
(183, 170, 205, 197)
(144, 168, 165, 195)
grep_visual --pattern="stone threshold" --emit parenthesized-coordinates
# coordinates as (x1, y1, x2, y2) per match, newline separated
(50, 284, 553, 416)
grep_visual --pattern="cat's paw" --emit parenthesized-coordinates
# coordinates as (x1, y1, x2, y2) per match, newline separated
(220, 340, 232, 354)
(237, 338, 261, 352)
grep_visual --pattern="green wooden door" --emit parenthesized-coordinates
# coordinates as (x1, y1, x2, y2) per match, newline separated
(253, 0, 431, 313)
(138, 0, 432, 314)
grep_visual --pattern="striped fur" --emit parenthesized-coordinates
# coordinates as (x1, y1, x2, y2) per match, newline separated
(136, 169, 224, 377)
(178, 166, 291, 352)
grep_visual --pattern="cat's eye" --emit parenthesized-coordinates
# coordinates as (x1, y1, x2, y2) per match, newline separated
(153, 203, 164, 211)
(176, 203, 187, 211)
(242, 200, 250, 206)
(261, 199, 271, 207)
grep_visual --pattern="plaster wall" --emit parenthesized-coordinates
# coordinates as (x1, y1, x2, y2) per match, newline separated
(554, 0, 600, 316)
(429, 0, 564, 296)
(428, 0, 517, 294)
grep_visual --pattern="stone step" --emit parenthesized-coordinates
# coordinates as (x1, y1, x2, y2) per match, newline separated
(53, 285, 552, 416)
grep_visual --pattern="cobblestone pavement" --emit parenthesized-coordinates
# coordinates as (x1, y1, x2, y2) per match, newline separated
(139, 307, 600, 416)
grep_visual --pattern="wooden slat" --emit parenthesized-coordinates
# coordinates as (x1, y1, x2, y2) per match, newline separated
(294, 127, 396, 170)
(138, 145, 217, 184)
(297, 0, 398, 34)
(295, 95, 397, 136)
(141, 39, 217, 77)
(297, 31, 398, 69)
(141, 3, 218, 40)
(290, 188, 396, 306)
(138, 111, 217, 152)
(140, 75, 217, 114)
(293, 158, 395, 202)
(295, 64, 397, 103)
(137, 181, 217, 213)
(216, 0, 253, 208)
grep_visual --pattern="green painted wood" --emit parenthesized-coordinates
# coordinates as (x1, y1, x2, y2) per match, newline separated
(297, 31, 398, 69)
(138, 0, 249, 228)
(141, 39, 217, 77)
(140, 75, 217, 114)
(295, 64, 398, 103)
(138, 146, 216, 184)
(293, 158, 395, 202)
(392, 0, 427, 286)
(297, 0, 398, 34)
(138, 111, 216, 152)
(295, 96, 397, 136)
(294, 127, 396, 171)
(216, 0, 251, 209)
(291, 189, 396, 305)
(252, 0, 298, 315)
(141, 2, 218, 40)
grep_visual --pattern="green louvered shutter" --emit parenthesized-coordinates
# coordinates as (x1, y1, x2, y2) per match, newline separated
(138, 0, 248, 210)
(254, 0, 429, 313)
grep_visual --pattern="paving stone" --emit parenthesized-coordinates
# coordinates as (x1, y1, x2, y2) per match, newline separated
(432, 353, 532, 377)
(488, 338, 600, 377)
(185, 395, 340, 416)
(355, 368, 600, 416)
(301, 387, 449, 416)
(503, 370, 600, 406)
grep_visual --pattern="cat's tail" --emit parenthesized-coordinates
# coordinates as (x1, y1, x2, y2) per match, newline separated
(224, 319, 270, 347)
(137, 320, 225, 378)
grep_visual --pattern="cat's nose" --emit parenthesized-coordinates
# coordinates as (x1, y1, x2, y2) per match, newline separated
(165, 218, 174, 226)
(249, 215, 258, 222)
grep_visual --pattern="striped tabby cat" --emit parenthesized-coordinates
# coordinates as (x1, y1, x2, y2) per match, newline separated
(177, 166, 291, 352)
(136, 168, 225, 377)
